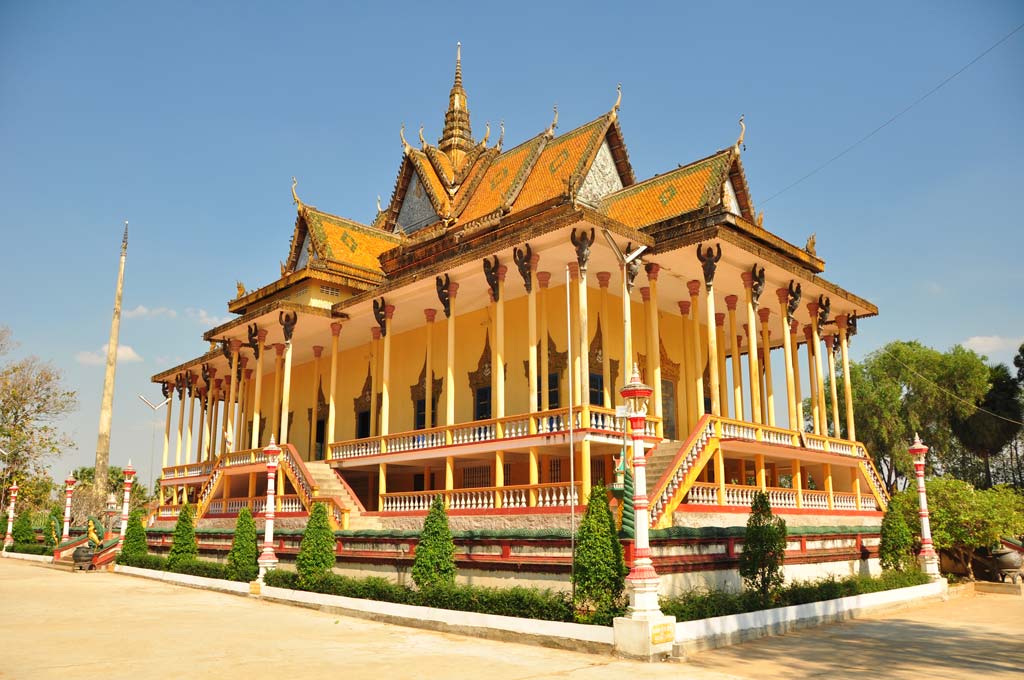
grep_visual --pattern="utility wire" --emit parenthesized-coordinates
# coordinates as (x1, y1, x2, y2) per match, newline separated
(879, 345, 1024, 427)
(762, 21, 1024, 205)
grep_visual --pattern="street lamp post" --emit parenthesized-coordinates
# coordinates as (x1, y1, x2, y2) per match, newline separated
(61, 475, 77, 542)
(613, 365, 676, 661)
(257, 437, 281, 580)
(118, 461, 136, 549)
(4, 483, 18, 550)
(909, 434, 941, 579)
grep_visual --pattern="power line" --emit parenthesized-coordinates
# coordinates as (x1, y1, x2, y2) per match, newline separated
(762, 21, 1024, 205)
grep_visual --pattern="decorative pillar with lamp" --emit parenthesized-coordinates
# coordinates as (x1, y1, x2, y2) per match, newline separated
(118, 461, 136, 548)
(258, 437, 281, 579)
(4, 483, 18, 550)
(61, 475, 76, 542)
(909, 434, 942, 579)
(613, 366, 676, 661)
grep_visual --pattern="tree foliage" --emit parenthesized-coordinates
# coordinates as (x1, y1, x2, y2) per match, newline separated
(118, 509, 148, 564)
(295, 502, 336, 589)
(411, 495, 456, 589)
(225, 507, 258, 582)
(572, 483, 626, 622)
(952, 364, 1023, 488)
(166, 503, 198, 570)
(11, 511, 34, 543)
(739, 491, 788, 602)
(879, 502, 915, 572)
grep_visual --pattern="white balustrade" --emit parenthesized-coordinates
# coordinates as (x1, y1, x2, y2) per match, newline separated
(535, 483, 579, 508)
(500, 487, 528, 508)
(767, 488, 798, 509)
(685, 483, 718, 505)
(724, 485, 756, 507)
(279, 496, 302, 513)
(805, 436, 827, 452)
(832, 493, 858, 511)
(803, 490, 830, 510)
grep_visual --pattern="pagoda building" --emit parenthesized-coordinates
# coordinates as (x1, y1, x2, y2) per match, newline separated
(150, 48, 886, 584)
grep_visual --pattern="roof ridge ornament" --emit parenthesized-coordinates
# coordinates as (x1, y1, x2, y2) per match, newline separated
(547, 105, 558, 138)
(735, 114, 746, 152)
(497, 120, 504, 150)
(611, 83, 622, 120)
(291, 177, 303, 209)
(376, 195, 383, 215)
(418, 125, 426, 149)
(481, 121, 490, 146)
(400, 123, 411, 154)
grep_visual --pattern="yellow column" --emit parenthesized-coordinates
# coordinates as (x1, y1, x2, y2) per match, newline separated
(250, 330, 267, 449)
(575, 260, 592, 500)
(445, 283, 460, 441)
(715, 448, 725, 505)
(758, 308, 775, 426)
(715, 313, 728, 417)
(687, 281, 705, 421)
(825, 334, 841, 438)
(309, 346, 324, 456)
(836, 315, 856, 441)
(380, 305, 394, 449)
(494, 266, 507, 430)
(825, 463, 834, 509)
(700, 270, 722, 417)
(620, 265, 634, 390)
(597, 272, 612, 408)
(803, 325, 819, 435)
(327, 323, 342, 444)
(537, 273, 551, 410)
(423, 465, 431, 491)
(280, 334, 295, 445)
(792, 458, 803, 508)
(161, 383, 173, 470)
(853, 475, 862, 510)
(239, 366, 251, 448)
(741, 271, 762, 425)
(202, 370, 216, 460)
(527, 254, 539, 427)
(423, 311, 435, 429)
(568, 264, 582, 409)
(528, 447, 539, 507)
(185, 375, 197, 464)
(174, 375, 186, 466)
(808, 301, 828, 437)
(210, 380, 222, 460)
(195, 389, 206, 463)
(725, 296, 744, 421)
(642, 287, 662, 434)
(369, 327, 380, 438)
(677, 301, 694, 431)
(776, 289, 798, 432)
(247, 471, 256, 499)
(219, 377, 231, 454)
(225, 340, 241, 450)
(378, 463, 387, 511)
(444, 456, 454, 508)
(494, 451, 504, 508)
(756, 453, 767, 491)
(271, 344, 284, 441)
(790, 321, 803, 431)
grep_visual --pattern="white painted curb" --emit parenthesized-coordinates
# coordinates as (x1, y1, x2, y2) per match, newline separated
(114, 565, 251, 595)
(0, 551, 53, 564)
(674, 579, 947, 652)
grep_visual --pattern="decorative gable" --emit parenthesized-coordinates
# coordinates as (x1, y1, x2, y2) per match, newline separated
(396, 173, 440, 235)
(577, 140, 624, 207)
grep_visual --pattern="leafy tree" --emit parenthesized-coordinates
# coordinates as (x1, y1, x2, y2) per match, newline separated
(844, 341, 989, 492)
(117, 509, 148, 564)
(295, 502, 335, 589)
(225, 507, 258, 582)
(0, 327, 78, 509)
(879, 502, 915, 572)
(739, 491, 787, 603)
(411, 495, 456, 589)
(952, 364, 1023, 488)
(166, 503, 198, 570)
(572, 483, 626, 622)
(11, 511, 34, 543)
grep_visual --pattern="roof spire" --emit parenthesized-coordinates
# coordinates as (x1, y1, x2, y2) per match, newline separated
(438, 42, 474, 169)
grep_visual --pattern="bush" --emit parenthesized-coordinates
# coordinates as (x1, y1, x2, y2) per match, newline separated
(170, 559, 229, 580)
(166, 504, 198, 570)
(296, 502, 335, 589)
(263, 569, 298, 589)
(117, 509, 148, 565)
(879, 503, 915, 572)
(225, 507, 258, 582)
(121, 553, 168, 571)
(572, 482, 626, 624)
(8, 543, 50, 555)
(411, 495, 456, 589)
(739, 491, 787, 603)
(11, 512, 34, 544)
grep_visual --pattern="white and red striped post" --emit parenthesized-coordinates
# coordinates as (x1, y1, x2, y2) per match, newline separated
(4, 484, 18, 550)
(258, 437, 281, 579)
(62, 475, 76, 541)
(118, 461, 136, 548)
(909, 434, 941, 579)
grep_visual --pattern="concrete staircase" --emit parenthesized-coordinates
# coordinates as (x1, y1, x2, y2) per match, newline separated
(644, 439, 684, 490)
(305, 461, 381, 530)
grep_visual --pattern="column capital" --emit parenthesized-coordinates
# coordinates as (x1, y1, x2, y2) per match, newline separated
(743, 323, 751, 338)
(835, 313, 849, 330)
(257, 328, 269, 342)
(645, 262, 660, 281)
(229, 338, 242, 352)
(758, 307, 771, 324)
(214, 378, 223, 389)
(530, 252, 540, 268)
(312, 345, 324, 358)
(496, 264, 507, 282)
(424, 308, 437, 323)
(725, 294, 739, 310)
(567, 262, 579, 280)
(677, 300, 690, 316)
(596, 271, 611, 288)
(803, 324, 814, 342)
(806, 301, 820, 317)
(741, 271, 753, 288)
(274, 343, 285, 356)
(715, 312, 725, 327)
(330, 322, 342, 336)
(239, 356, 248, 369)
(244, 368, 253, 379)
(639, 286, 651, 302)
(448, 281, 460, 298)
(736, 334, 744, 350)
(687, 280, 701, 297)
(790, 319, 800, 335)
(537, 271, 551, 288)
(384, 304, 395, 320)
(823, 334, 835, 351)
(775, 287, 790, 304)
(371, 327, 381, 341)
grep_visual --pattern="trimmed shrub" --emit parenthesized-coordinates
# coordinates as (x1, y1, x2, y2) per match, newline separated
(295, 502, 336, 589)
(117, 509, 148, 565)
(166, 504, 198, 570)
(263, 569, 298, 589)
(411, 495, 456, 589)
(225, 507, 258, 582)
(879, 502, 915, 572)
(170, 559, 229, 580)
(739, 491, 787, 603)
(121, 553, 168, 571)
(11, 512, 34, 544)
(8, 543, 50, 555)
(572, 482, 626, 624)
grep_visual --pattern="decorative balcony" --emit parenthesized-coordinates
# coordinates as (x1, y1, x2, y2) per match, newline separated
(379, 481, 581, 513)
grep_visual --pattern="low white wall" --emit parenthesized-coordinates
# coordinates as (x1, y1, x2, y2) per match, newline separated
(114, 565, 251, 595)
(660, 558, 882, 596)
(0, 551, 53, 564)
(674, 579, 947, 655)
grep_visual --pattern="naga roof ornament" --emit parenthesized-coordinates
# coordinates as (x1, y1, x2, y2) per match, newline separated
(611, 83, 622, 121)
(735, 114, 746, 152)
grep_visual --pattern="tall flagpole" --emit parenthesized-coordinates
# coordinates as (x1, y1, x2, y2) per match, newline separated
(94, 221, 128, 500)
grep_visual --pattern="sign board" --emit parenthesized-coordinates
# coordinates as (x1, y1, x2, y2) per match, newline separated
(615, 406, 629, 418)
(651, 622, 674, 645)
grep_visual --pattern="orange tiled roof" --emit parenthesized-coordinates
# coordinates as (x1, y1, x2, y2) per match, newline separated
(407, 150, 452, 217)
(458, 135, 546, 223)
(303, 207, 402, 274)
(599, 149, 734, 229)
(512, 116, 609, 212)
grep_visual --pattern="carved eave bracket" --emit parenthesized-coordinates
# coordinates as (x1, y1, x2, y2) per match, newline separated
(435, 274, 452, 318)
(786, 280, 802, 322)
(696, 242, 722, 291)
(372, 297, 388, 337)
(817, 295, 832, 328)
(513, 243, 533, 293)
(247, 323, 261, 360)
(483, 255, 500, 302)
(571, 227, 595, 273)
(279, 310, 298, 343)
(750, 264, 766, 310)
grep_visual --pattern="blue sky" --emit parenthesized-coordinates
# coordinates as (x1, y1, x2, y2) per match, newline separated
(1, 1, 1022, 488)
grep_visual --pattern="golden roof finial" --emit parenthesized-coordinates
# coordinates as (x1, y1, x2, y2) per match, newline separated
(611, 83, 622, 120)
(547, 105, 558, 137)
(291, 176, 303, 208)
(735, 114, 746, 152)
(497, 120, 504, 150)
(455, 42, 462, 88)
(418, 124, 426, 148)
(399, 123, 411, 154)
(481, 121, 490, 146)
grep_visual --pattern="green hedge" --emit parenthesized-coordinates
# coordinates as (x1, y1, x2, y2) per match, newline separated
(118, 552, 227, 580)
(6, 543, 50, 555)
(262, 570, 574, 622)
(661, 570, 931, 622)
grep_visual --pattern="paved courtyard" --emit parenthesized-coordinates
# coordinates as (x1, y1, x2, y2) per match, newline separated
(1, 558, 1022, 679)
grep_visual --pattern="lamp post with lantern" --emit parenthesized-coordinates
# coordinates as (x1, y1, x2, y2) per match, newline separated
(909, 434, 941, 579)
(257, 437, 281, 579)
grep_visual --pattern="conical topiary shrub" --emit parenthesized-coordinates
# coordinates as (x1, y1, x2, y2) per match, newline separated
(879, 502, 915, 572)
(226, 506, 259, 582)
(117, 509, 148, 565)
(166, 503, 198, 570)
(296, 502, 335, 589)
(572, 482, 626, 623)
(12, 511, 34, 544)
(411, 495, 456, 589)
(739, 491, 787, 604)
